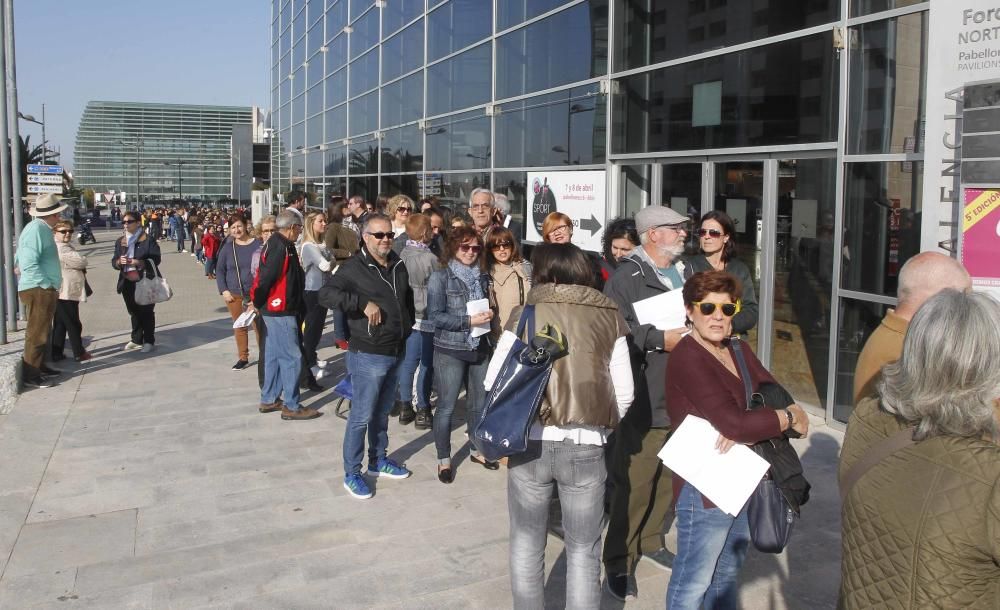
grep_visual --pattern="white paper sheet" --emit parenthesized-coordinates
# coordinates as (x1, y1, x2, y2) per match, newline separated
(632, 288, 687, 331)
(467, 298, 492, 338)
(232, 309, 256, 329)
(657, 415, 770, 516)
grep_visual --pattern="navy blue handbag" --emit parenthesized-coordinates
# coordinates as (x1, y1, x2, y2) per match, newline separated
(474, 305, 565, 462)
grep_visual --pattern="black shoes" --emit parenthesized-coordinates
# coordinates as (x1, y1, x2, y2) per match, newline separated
(399, 403, 416, 425)
(414, 409, 432, 430)
(389, 400, 404, 417)
(438, 466, 453, 484)
(40, 364, 62, 376)
(23, 376, 55, 389)
(470, 454, 500, 470)
(604, 572, 637, 602)
(231, 359, 250, 371)
(302, 380, 324, 392)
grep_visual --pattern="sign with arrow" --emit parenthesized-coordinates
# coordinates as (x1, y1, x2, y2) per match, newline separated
(525, 170, 607, 252)
(27, 164, 64, 175)
(27, 184, 64, 194)
(28, 174, 63, 185)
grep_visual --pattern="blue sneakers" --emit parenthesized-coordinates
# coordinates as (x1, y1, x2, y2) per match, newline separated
(343, 473, 373, 500)
(367, 457, 411, 480)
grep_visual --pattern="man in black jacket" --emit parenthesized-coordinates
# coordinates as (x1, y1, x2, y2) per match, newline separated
(250, 210, 321, 421)
(319, 214, 415, 500)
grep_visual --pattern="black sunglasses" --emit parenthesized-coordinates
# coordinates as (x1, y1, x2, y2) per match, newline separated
(366, 231, 395, 240)
(56, 229, 73, 234)
(124, 219, 138, 224)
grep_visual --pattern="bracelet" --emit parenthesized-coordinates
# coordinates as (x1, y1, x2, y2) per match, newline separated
(784, 409, 794, 428)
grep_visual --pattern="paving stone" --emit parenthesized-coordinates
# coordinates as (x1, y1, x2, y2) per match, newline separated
(4, 509, 137, 578)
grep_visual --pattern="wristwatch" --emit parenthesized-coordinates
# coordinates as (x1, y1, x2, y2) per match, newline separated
(784, 409, 794, 428)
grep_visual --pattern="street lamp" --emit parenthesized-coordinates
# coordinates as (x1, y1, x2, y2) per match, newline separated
(162, 161, 189, 202)
(18, 104, 46, 164)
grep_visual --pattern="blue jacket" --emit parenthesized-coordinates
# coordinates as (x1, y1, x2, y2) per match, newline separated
(427, 265, 493, 352)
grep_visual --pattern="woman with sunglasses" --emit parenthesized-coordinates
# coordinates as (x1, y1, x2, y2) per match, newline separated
(51, 220, 91, 362)
(664, 270, 809, 609)
(427, 226, 498, 483)
(685, 210, 758, 335)
(386, 194, 413, 242)
(484, 226, 531, 338)
(112, 211, 162, 352)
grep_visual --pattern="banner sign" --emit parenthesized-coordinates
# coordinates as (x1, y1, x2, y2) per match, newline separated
(961, 188, 1000, 292)
(525, 171, 606, 252)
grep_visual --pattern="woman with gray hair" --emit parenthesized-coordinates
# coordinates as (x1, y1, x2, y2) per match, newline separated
(839, 289, 1000, 608)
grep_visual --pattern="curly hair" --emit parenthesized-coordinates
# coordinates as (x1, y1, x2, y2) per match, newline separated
(602, 217, 639, 264)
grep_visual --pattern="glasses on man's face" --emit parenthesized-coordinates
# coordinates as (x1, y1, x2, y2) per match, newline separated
(366, 231, 395, 241)
(469, 203, 492, 212)
(56, 229, 73, 235)
(697, 228, 723, 238)
(692, 301, 741, 317)
(124, 219, 138, 225)
(656, 223, 689, 234)
(458, 244, 482, 254)
(491, 241, 512, 251)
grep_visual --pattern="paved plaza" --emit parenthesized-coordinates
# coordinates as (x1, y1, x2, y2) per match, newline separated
(0, 229, 843, 609)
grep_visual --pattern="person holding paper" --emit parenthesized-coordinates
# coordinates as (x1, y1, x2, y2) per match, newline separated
(215, 214, 261, 371)
(665, 270, 808, 610)
(427, 225, 497, 483)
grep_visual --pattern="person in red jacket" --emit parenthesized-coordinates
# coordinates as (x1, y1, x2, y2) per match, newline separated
(201, 225, 221, 279)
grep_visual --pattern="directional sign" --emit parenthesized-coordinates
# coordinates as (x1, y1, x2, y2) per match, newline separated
(28, 174, 63, 185)
(526, 170, 607, 252)
(27, 164, 64, 175)
(27, 184, 64, 194)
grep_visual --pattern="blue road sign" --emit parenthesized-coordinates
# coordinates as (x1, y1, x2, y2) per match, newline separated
(27, 164, 64, 175)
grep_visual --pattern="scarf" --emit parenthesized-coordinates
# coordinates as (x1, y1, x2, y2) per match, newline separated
(406, 239, 430, 250)
(449, 259, 484, 350)
(124, 228, 144, 276)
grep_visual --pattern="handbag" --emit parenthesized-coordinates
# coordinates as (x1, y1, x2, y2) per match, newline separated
(134, 261, 174, 306)
(730, 338, 809, 554)
(473, 305, 567, 462)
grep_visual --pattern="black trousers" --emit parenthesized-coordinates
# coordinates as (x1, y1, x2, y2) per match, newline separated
(301, 290, 327, 368)
(121, 281, 156, 345)
(51, 299, 85, 358)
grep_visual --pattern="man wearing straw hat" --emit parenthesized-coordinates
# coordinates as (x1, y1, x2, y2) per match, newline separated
(15, 194, 67, 388)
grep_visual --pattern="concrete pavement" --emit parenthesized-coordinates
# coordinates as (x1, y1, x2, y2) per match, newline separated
(0, 228, 843, 608)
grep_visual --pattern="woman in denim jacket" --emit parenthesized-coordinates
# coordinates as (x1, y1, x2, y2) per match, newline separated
(427, 226, 498, 483)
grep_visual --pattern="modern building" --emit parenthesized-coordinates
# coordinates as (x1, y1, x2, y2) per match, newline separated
(74, 101, 253, 203)
(268, 0, 1000, 428)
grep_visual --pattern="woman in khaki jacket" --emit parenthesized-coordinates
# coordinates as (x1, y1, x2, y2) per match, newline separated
(839, 289, 1000, 608)
(51, 220, 91, 362)
(484, 226, 531, 338)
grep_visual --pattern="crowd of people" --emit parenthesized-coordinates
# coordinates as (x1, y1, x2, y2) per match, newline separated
(13, 184, 999, 608)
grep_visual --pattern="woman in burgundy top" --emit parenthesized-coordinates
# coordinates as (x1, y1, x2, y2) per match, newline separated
(665, 271, 809, 609)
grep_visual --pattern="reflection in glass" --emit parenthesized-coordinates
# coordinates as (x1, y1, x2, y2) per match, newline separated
(427, 0, 492, 62)
(427, 43, 491, 116)
(841, 162, 922, 297)
(833, 298, 891, 423)
(349, 49, 379, 96)
(325, 34, 348, 74)
(621, 165, 650, 219)
(614, 33, 838, 154)
(661, 164, 703, 251)
(496, 2, 608, 99)
(349, 176, 380, 200)
(382, 124, 424, 173)
(382, 19, 424, 83)
(349, 136, 379, 174)
(325, 145, 348, 175)
(324, 104, 346, 143)
(498, 0, 576, 30)
(307, 52, 324, 88)
(848, 13, 926, 154)
(307, 83, 323, 118)
(851, 0, 923, 17)
(495, 85, 605, 168)
(305, 114, 323, 148)
(380, 174, 420, 198)
(381, 72, 424, 128)
(439, 172, 491, 211)
(306, 150, 323, 178)
(494, 171, 529, 240)
(349, 90, 378, 136)
(325, 68, 347, 107)
(614, 0, 838, 70)
(425, 110, 491, 171)
(350, 8, 379, 58)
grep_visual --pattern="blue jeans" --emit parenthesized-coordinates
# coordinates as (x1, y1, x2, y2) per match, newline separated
(508, 440, 606, 610)
(260, 316, 301, 410)
(397, 330, 433, 409)
(204, 257, 216, 276)
(667, 482, 751, 610)
(176, 230, 186, 251)
(432, 350, 488, 462)
(343, 351, 402, 475)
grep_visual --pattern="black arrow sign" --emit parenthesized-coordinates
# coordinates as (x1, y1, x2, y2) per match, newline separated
(579, 214, 602, 235)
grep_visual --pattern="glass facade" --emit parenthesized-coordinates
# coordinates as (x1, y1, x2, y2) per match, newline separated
(74, 101, 253, 202)
(270, 0, 937, 426)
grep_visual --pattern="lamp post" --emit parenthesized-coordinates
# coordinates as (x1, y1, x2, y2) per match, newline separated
(163, 161, 188, 202)
(17, 104, 44, 164)
(118, 139, 142, 208)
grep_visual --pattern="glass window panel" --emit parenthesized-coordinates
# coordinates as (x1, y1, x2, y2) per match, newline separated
(293, 93, 306, 123)
(293, 66, 306, 96)
(615, 0, 839, 70)
(326, 68, 348, 107)
(847, 13, 926, 154)
(350, 48, 379, 96)
(351, 0, 375, 22)
(426, 110, 491, 171)
(292, 121, 306, 151)
(427, 0, 492, 62)
(323, 176, 348, 199)
(306, 114, 323, 148)
(349, 90, 379, 135)
(381, 174, 421, 198)
(851, 0, 923, 17)
(384, 0, 424, 36)
(306, 149, 324, 177)
(613, 33, 839, 154)
(325, 145, 348, 175)
(307, 51, 325, 88)
(326, 2, 348, 40)
(427, 43, 491, 116)
(349, 175, 380, 199)
(833, 298, 892, 423)
(661, 163, 703, 251)
(307, 83, 324, 117)
(437, 172, 491, 210)
(281, 75, 292, 105)
(308, 19, 324, 56)
(294, 33, 307, 66)
(496, 2, 608, 100)
(498, 0, 573, 30)
(308, 0, 324, 25)
(382, 124, 424, 173)
(282, 1, 292, 29)
(841, 161, 923, 296)
(382, 19, 424, 83)
(381, 72, 424, 128)
(495, 85, 606, 168)
(325, 104, 347, 143)
(493, 171, 529, 241)
(350, 8, 379, 58)
(294, 6, 307, 38)
(281, 27, 292, 56)
(326, 33, 348, 74)
(349, 136, 379, 173)
(291, 152, 306, 189)
(281, 48, 293, 77)
(279, 102, 291, 130)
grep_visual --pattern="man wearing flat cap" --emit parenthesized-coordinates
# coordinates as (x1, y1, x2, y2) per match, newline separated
(601, 205, 692, 600)
(15, 194, 68, 388)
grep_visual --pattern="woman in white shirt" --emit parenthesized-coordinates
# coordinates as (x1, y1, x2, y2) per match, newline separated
(491, 242, 634, 610)
(299, 211, 331, 391)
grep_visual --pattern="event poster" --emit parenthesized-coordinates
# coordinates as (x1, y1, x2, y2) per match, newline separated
(961, 188, 1000, 296)
(525, 171, 607, 252)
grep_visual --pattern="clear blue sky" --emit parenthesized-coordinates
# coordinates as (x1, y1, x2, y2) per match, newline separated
(13, 0, 271, 170)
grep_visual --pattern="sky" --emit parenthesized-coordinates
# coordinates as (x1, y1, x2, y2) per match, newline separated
(13, 0, 271, 170)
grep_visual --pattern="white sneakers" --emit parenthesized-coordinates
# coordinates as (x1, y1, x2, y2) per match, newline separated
(125, 342, 154, 353)
(124, 341, 142, 351)
(310, 360, 329, 381)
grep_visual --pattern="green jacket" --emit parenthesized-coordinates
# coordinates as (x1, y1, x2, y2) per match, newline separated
(839, 397, 1000, 608)
(15, 218, 62, 291)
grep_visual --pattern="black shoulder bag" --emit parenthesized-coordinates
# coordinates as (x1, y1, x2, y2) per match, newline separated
(730, 337, 810, 554)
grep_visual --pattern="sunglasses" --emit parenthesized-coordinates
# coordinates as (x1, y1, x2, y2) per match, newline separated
(491, 241, 513, 250)
(458, 244, 482, 254)
(124, 219, 138, 224)
(697, 228, 724, 238)
(366, 231, 395, 240)
(396, 207, 412, 213)
(56, 229, 73, 234)
(692, 301, 741, 317)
